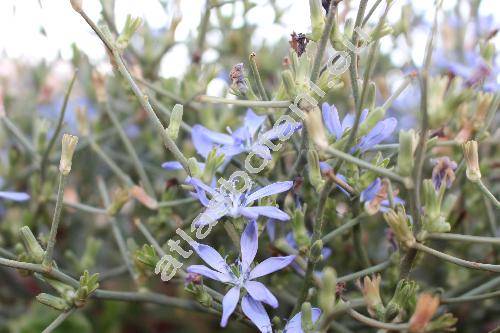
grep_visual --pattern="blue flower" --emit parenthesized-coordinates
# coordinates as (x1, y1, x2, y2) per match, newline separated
(321, 103, 397, 152)
(187, 220, 295, 332)
(321, 103, 368, 141)
(0, 177, 30, 202)
(192, 109, 301, 161)
(189, 178, 293, 227)
(284, 307, 322, 333)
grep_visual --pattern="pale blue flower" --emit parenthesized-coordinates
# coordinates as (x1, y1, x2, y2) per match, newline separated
(187, 220, 295, 332)
(189, 178, 293, 227)
(284, 307, 322, 333)
(192, 109, 301, 160)
(0, 177, 29, 202)
(360, 178, 404, 212)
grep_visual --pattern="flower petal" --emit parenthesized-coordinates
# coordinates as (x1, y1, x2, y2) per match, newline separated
(241, 220, 258, 272)
(0, 191, 30, 201)
(356, 118, 397, 152)
(244, 280, 278, 308)
(162, 161, 206, 172)
(221, 286, 240, 327)
(322, 103, 342, 140)
(249, 255, 295, 279)
(240, 206, 290, 221)
(241, 295, 273, 333)
(245, 181, 293, 204)
(191, 243, 229, 274)
(192, 124, 233, 157)
(186, 265, 232, 283)
(285, 307, 322, 332)
(244, 109, 266, 137)
(360, 178, 381, 203)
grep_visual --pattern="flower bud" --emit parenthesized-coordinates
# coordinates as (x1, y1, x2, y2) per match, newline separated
(463, 140, 481, 182)
(188, 157, 203, 179)
(75, 106, 89, 137)
(363, 81, 376, 111)
(422, 179, 450, 233)
(193, 285, 213, 308)
(59, 134, 78, 175)
(309, 0, 325, 41)
(385, 279, 419, 321)
(107, 188, 130, 216)
(357, 275, 386, 320)
(116, 15, 142, 52)
(319, 267, 336, 315)
(70, 0, 83, 12)
(310, 239, 323, 263)
(300, 302, 313, 332)
(409, 293, 440, 333)
(203, 149, 225, 184)
(307, 149, 325, 192)
(425, 313, 458, 332)
(383, 206, 415, 248)
(167, 104, 183, 140)
(130, 186, 158, 210)
(304, 106, 329, 149)
(397, 129, 417, 177)
(282, 69, 297, 97)
(19, 226, 44, 262)
(91, 71, 107, 103)
(135, 244, 159, 269)
(292, 207, 310, 248)
(36, 293, 70, 311)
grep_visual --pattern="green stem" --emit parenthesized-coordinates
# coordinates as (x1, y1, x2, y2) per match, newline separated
(42, 172, 67, 268)
(322, 214, 365, 243)
(337, 259, 391, 284)
(476, 180, 500, 208)
(361, 0, 383, 27)
(89, 137, 134, 187)
(293, 180, 334, 315)
(157, 197, 196, 208)
(347, 308, 409, 331)
(412, 242, 500, 273)
(40, 71, 78, 181)
(98, 179, 139, 285)
(380, 74, 414, 111)
(51, 197, 108, 215)
(310, 0, 338, 84)
(441, 290, 500, 304)
(196, 95, 291, 108)
(42, 308, 76, 333)
(324, 146, 412, 187)
(0, 115, 38, 158)
(462, 276, 500, 296)
(426, 232, 500, 245)
(101, 99, 155, 198)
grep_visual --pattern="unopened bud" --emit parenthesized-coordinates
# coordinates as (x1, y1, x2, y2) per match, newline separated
(409, 293, 440, 333)
(36, 293, 70, 311)
(397, 129, 417, 176)
(383, 206, 415, 248)
(107, 188, 130, 216)
(310, 239, 323, 263)
(75, 106, 89, 136)
(304, 106, 329, 149)
(357, 275, 386, 320)
(386, 279, 419, 321)
(463, 140, 481, 182)
(167, 104, 183, 140)
(91, 71, 107, 103)
(116, 15, 142, 52)
(282, 69, 297, 97)
(188, 157, 203, 179)
(307, 149, 325, 191)
(309, 0, 325, 41)
(319, 267, 336, 315)
(292, 207, 310, 248)
(300, 302, 313, 332)
(59, 134, 78, 175)
(19, 226, 44, 262)
(70, 0, 83, 12)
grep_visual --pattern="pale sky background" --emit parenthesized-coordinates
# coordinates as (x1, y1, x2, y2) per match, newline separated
(0, 0, 498, 79)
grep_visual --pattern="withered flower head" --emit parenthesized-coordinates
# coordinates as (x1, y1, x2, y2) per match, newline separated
(431, 157, 457, 190)
(229, 63, 248, 94)
(409, 293, 440, 333)
(357, 275, 385, 318)
(289, 32, 309, 57)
